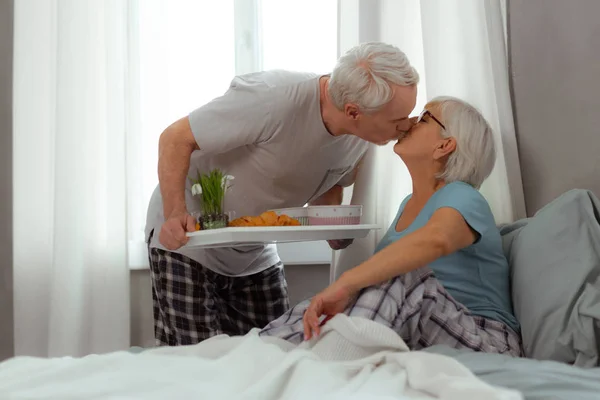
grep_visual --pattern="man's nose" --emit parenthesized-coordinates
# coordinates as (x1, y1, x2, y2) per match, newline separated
(398, 117, 418, 135)
(403, 117, 418, 134)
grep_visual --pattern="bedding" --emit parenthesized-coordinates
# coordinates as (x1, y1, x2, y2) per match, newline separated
(500, 189, 600, 366)
(0, 315, 521, 399)
(426, 345, 600, 400)
(4, 189, 600, 398)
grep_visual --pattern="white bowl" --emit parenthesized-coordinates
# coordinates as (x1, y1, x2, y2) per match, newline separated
(270, 207, 309, 226)
(307, 205, 362, 225)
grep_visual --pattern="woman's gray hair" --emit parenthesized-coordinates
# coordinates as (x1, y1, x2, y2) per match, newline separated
(328, 42, 419, 113)
(432, 96, 496, 189)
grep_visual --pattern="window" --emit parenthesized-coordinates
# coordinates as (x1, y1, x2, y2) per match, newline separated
(260, 0, 338, 73)
(129, 0, 338, 268)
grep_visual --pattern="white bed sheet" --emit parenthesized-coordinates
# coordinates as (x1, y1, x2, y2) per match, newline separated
(0, 315, 522, 399)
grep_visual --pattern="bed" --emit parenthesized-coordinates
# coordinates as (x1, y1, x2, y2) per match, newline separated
(426, 346, 600, 400)
(1, 189, 600, 399)
(1, 318, 599, 400)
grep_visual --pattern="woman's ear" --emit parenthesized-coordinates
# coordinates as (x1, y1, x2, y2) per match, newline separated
(433, 137, 456, 160)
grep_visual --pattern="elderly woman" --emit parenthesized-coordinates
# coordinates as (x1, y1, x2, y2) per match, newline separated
(260, 96, 522, 357)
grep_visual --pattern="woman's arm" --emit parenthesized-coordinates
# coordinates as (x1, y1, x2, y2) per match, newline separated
(302, 206, 480, 340)
(339, 207, 478, 292)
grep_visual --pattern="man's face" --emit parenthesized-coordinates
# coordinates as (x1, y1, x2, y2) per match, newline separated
(347, 84, 418, 145)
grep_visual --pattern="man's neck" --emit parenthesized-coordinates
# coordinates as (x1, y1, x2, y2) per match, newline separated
(319, 76, 346, 137)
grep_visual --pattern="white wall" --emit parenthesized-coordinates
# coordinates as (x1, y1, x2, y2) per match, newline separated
(0, 0, 14, 361)
(509, 0, 600, 214)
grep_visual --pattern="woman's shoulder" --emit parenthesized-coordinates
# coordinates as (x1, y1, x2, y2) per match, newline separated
(439, 181, 481, 197)
(435, 181, 491, 211)
(429, 181, 498, 237)
(400, 194, 412, 209)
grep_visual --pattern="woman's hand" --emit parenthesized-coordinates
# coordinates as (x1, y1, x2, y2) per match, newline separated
(303, 278, 358, 340)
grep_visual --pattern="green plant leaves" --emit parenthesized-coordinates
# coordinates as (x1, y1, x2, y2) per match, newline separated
(189, 168, 231, 215)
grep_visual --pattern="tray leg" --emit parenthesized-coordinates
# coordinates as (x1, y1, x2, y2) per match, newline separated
(329, 251, 335, 284)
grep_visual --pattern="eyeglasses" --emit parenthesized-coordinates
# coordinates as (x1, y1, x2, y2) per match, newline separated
(417, 109, 446, 130)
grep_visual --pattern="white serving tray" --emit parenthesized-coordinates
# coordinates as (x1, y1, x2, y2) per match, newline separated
(184, 224, 379, 249)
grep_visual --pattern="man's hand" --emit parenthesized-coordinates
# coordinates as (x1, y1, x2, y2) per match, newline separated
(310, 185, 355, 250)
(309, 184, 344, 207)
(327, 238, 354, 250)
(159, 212, 197, 250)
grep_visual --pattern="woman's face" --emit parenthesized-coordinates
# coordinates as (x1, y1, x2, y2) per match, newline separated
(393, 104, 452, 161)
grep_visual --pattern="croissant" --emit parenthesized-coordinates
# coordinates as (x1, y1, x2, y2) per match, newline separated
(229, 211, 301, 227)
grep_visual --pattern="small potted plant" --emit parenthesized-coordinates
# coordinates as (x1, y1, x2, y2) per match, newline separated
(190, 168, 234, 230)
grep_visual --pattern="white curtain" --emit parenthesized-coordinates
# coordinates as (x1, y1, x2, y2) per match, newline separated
(12, 0, 340, 356)
(13, 0, 131, 357)
(12, 0, 341, 356)
(332, 0, 526, 281)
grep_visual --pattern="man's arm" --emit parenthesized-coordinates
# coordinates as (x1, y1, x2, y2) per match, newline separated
(158, 117, 200, 220)
(310, 157, 364, 250)
(156, 117, 199, 250)
(309, 185, 345, 250)
(308, 184, 344, 206)
(308, 155, 364, 207)
(156, 81, 273, 250)
(161, 84, 271, 218)
(335, 155, 364, 189)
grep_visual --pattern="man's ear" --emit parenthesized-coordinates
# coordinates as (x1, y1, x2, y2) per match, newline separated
(344, 104, 360, 120)
(433, 137, 456, 160)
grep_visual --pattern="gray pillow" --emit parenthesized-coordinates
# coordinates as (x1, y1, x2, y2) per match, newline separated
(500, 189, 600, 367)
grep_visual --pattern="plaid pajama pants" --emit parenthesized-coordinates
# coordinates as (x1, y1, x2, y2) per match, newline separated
(149, 246, 289, 346)
(260, 266, 523, 357)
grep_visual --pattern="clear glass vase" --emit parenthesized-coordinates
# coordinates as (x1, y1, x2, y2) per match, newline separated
(197, 213, 229, 230)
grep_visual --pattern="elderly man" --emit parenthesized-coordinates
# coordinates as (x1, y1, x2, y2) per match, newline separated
(145, 41, 419, 346)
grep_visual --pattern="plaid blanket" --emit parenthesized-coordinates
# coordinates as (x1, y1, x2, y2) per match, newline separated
(260, 266, 522, 357)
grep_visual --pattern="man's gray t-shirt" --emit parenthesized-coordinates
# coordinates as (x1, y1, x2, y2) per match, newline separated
(145, 70, 368, 276)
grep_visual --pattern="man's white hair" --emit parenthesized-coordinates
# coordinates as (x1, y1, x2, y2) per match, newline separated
(432, 96, 496, 189)
(328, 42, 419, 113)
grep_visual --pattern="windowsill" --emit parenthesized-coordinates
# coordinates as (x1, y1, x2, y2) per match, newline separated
(128, 240, 333, 270)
